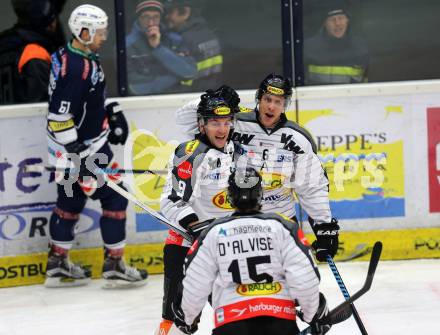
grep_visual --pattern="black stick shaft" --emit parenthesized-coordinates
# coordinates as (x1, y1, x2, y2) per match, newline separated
(25, 165, 167, 175)
(326, 255, 369, 334)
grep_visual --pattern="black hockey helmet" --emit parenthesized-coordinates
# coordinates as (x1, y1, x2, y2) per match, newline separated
(228, 167, 263, 211)
(256, 73, 293, 104)
(12, 0, 56, 29)
(197, 96, 234, 124)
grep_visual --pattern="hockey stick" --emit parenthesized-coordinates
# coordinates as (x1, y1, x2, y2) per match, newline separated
(337, 243, 371, 262)
(28, 165, 213, 243)
(105, 180, 213, 242)
(299, 241, 382, 335)
(103, 178, 194, 242)
(24, 165, 167, 175)
(325, 251, 370, 334)
(25, 164, 192, 241)
(308, 219, 370, 334)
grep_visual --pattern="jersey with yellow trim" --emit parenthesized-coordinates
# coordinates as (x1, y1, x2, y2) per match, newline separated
(180, 212, 320, 327)
(304, 30, 369, 85)
(0, 26, 55, 104)
(176, 15, 223, 92)
(47, 42, 109, 166)
(233, 110, 331, 223)
(160, 137, 234, 247)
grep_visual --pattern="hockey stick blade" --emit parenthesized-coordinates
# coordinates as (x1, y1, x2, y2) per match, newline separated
(337, 243, 371, 262)
(299, 241, 382, 335)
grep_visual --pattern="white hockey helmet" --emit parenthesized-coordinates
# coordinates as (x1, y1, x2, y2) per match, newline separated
(68, 4, 108, 45)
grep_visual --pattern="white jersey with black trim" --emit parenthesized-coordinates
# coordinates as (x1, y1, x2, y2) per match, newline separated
(181, 212, 320, 327)
(160, 138, 234, 247)
(233, 110, 331, 223)
(175, 98, 201, 141)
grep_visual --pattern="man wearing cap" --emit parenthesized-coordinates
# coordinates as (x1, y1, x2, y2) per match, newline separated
(126, 0, 197, 95)
(0, 0, 59, 104)
(303, 0, 369, 85)
(164, 0, 223, 92)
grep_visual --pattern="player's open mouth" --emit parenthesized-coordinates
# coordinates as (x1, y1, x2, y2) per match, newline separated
(264, 112, 274, 119)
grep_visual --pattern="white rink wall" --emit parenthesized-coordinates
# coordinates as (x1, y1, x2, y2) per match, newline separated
(0, 81, 439, 287)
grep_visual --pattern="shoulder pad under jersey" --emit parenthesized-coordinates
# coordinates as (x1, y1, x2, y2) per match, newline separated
(175, 139, 210, 159)
(236, 110, 258, 122)
(282, 120, 318, 153)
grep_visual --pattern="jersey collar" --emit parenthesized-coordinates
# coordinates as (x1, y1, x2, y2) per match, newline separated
(255, 109, 288, 135)
(67, 41, 99, 61)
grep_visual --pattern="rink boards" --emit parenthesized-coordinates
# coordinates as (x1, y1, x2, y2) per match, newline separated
(0, 228, 439, 288)
(0, 81, 439, 287)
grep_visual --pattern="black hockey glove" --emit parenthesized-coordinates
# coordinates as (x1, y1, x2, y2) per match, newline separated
(198, 89, 216, 115)
(297, 293, 331, 335)
(106, 102, 129, 145)
(64, 140, 91, 178)
(311, 218, 340, 262)
(171, 301, 198, 335)
(215, 85, 240, 111)
(187, 219, 215, 240)
(200, 89, 215, 101)
(309, 293, 331, 335)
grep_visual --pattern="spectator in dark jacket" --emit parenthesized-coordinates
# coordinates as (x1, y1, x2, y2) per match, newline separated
(164, 0, 223, 92)
(0, 0, 59, 104)
(126, 0, 197, 95)
(303, 0, 369, 85)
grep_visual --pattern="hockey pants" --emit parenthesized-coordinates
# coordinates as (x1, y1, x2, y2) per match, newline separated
(162, 244, 190, 320)
(213, 316, 300, 335)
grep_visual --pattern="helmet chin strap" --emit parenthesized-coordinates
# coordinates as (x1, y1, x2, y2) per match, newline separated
(78, 37, 93, 46)
(71, 37, 93, 54)
(76, 30, 94, 46)
(198, 119, 205, 134)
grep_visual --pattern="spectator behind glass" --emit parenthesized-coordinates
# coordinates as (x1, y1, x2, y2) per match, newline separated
(164, 0, 223, 92)
(50, 0, 68, 50)
(126, 0, 197, 95)
(303, 0, 369, 85)
(0, 0, 59, 104)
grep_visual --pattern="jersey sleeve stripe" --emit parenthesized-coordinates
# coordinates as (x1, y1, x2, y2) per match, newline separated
(48, 127, 78, 144)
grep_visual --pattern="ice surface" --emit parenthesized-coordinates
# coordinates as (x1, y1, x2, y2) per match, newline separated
(1, 259, 439, 334)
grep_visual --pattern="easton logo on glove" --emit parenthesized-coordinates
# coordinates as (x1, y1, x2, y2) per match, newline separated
(315, 229, 339, 236)
(311, 219, 340, 261)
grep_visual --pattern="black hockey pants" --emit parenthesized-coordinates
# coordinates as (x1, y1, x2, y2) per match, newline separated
(162, 244, 190, 320)
(213, 316, 300, 335)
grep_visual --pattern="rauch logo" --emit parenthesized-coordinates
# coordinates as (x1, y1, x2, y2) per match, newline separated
(212, 190, 233, 209)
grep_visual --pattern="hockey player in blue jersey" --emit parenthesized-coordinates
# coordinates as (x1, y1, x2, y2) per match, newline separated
(45, 4, 147, 288)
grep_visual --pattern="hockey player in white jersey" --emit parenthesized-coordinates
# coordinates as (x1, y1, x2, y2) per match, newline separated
(170, 167, 332, 335)
(175, 76, 339, 263)
(156, 95, 236, 334)
(232, 74, 339, 263)
(175, 85, 241, 141)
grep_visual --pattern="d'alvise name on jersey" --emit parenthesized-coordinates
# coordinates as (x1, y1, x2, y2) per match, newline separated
(181, 212, 320, 327)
